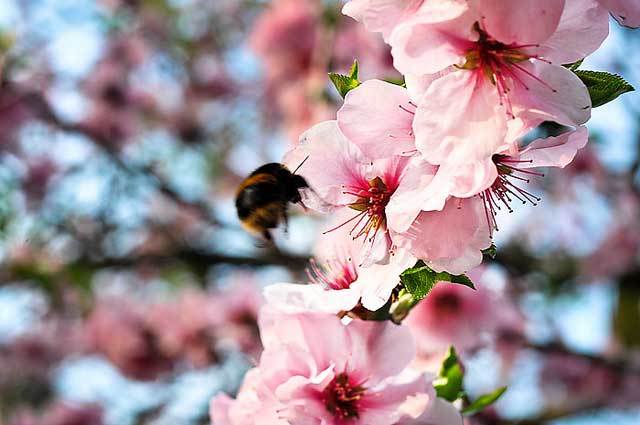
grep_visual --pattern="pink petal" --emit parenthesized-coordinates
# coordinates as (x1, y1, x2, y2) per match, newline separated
(398, 197, 492, 275)
(512, 61, 591, 127)
(404, 395, 464, 425)
(389, 14, 472, 76)
(342, 0, 371, 22)
(355, 248, 417, 311)
(346, 320, 417, 384)
(438, 158, 499, 199)
(599, 0, 640, 27)
(404, 67, 455, 101)
(386, 158, 447, 233)
(413, 71, 511, 166)
(263, 283, 362, 314)
(354, 0, 423, 40)
(360, 375, 430, 425)
(210, 394, 234, 425)
(260, 310, 355, 374)
(478, 0, 565, 45)
(535, 0, 609, 65)
(338, 80, 416, 160)
(283, 120, 369, 207)
(518, 126, 589, 168)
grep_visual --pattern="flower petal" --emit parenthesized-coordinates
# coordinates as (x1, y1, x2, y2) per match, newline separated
(283, 120, 369, 207)
(413, 71, 511, 166)
(386, 158, 447, 233)
(389, 14, 472, 76)
(338, 80, 416, 160)
(478, 0, 565, 45)
(264, 283, 361, 314)
(399, 196, 492, 275)
(346, 320, 417, 383)
(355, 248, 417, 311)
(535, 0, 609, 65)
(599, 0, 640, 28)
(512, 61, 591, 127)
(438, 158, 499, 198)
(518, 126, 589, 168)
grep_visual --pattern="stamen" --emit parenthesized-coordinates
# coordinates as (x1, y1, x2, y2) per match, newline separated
(481, 155, 546, 234)
(398, 104, 415, 115)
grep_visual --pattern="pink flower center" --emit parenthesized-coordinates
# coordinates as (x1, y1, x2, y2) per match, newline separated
(307, 257, 359, 290)
(432, 291, 462, 316)
(461, 22, 556, 117)
(322, 372, 366, 421)
(480, 154, 544, 233)
(324, 176, 392, 246)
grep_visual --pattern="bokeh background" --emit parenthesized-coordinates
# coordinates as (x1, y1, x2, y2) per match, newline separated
(0, 1, 639, 424)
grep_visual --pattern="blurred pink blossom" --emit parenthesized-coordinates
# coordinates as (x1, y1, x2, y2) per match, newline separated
(85, 299, 175, 381)
(405, 267, 522, 354)
(10, 401, 103, 425)
(210, 308, 462, 425)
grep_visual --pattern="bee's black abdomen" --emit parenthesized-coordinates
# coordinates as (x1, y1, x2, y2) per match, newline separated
(236, 180, 282, 219)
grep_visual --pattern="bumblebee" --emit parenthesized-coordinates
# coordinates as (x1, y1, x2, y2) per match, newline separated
(235, 162, 309, 241)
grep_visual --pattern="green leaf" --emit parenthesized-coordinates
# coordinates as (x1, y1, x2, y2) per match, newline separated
(400, 262, 475, 299)
(383, 76, 406, 87)
(435, 271, 475, 289)
(462, 387, 507, 415)
(329, 60, 360, 98)
(434, 347, 465, 402)
(482, 244, 497, 259)
(400, 265, 439, 299)
(563, 59, 583, 71)
(574, 70, 635, 108)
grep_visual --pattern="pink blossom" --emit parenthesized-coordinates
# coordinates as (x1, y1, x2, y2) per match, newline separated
(438, 126, 589, 233)
(249, 0, 318, 85)
(405, 267, 522, 354)
(210, 309, 461, 425)
(284, 120, 489, 273)
(383, 0, 606, 168)
(10, 402, 103, 425)
(214, 279, 264, 358)
(265, 211, 416, 313)
(395, 196, 492, 274)
(147, 291, 221, 368)
(85, 299, 175, 380)
(598, 0, 640, 27)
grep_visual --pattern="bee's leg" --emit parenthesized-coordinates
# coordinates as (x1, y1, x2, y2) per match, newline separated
(262, 229, 273, 242)
(282, 208, 290, 235)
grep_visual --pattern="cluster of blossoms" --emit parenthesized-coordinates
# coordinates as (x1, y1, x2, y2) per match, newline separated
(86, 280, 262, 381)
(213, 1, 637, 424)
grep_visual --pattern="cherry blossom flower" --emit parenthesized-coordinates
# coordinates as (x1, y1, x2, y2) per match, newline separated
(249, 0, 318, 85)
(210, 309, 462, 425)
(85, 299, 176, 381)
(598, 0, 640, 27)
(438, 126, 589, 233)
(406, 267, 522, 355)
(214, 279, 264, 358)
(10, 402, 103, 425)
(147, 291, 221, 368)
(284, 119, 490, 273)
(265, 211, 416, 313)
(365, 0, 607, 168)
